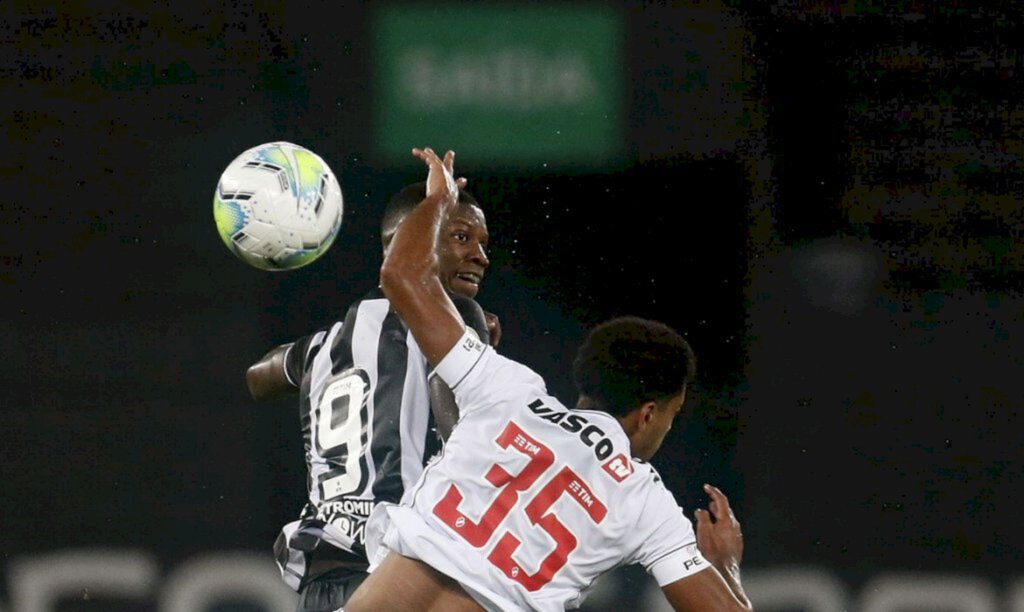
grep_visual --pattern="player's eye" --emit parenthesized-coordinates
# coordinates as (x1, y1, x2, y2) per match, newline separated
(452, 232, 468, 242)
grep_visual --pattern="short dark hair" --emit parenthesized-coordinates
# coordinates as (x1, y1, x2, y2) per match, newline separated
(380, 181, 480, 245)
(572, 317, 696, 416)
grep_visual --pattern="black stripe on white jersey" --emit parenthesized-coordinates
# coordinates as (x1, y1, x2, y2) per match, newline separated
(277, 289, 436, 583)
(296, 326, 337, 498)
(313, 301, 372, 500)
(368, 309, 409, 505)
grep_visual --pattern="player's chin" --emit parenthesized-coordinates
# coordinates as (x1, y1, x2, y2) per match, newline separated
(449, 277, 481, 299)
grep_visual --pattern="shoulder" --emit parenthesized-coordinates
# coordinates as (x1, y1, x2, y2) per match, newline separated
(435, 336, 548, 416)
(634, 459, 665, 484)
(341, 291, 400, 335)
(351, 289, 391, 316)
(460, 346, 548, 396)
(615, 459, 680, 511)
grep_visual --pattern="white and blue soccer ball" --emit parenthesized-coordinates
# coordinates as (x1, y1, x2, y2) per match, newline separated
(213, 141, 343, 271)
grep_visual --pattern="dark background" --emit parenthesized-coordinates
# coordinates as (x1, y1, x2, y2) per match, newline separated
(2, 1, 1022, 610)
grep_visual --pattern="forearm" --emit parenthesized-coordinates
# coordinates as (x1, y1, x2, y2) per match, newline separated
(662, 565, 752, 611)
(715, 563, 752, 611)
(380, 191, 454, 297)
(380, 149, 468, 365)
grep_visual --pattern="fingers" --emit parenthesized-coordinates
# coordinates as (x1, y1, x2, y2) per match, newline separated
(413, 147, 462, 200)
(412, 147, 453, 169)
(441, 151, 461, 189)
(413, 147, 462, 182)
(694, 508, 712, 530)
(704, 483, 727, 502)
(412, 147, 444, 166)
(703, 483, 732, 520)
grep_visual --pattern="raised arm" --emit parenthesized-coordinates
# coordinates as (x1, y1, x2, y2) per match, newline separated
(379, 148, 469, 366)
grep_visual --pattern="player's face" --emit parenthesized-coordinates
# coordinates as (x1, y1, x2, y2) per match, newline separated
(438, 203, 490, 299)
(635, 389, 687, 461)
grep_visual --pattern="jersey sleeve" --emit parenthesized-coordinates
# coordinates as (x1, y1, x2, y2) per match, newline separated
(284, 329, 329, 386)
(433, 329, 546, 417)
(626, 468, 710, 586)
(433, 330, 488, 388)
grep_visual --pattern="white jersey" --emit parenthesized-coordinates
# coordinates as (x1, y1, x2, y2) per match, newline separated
(370, 331, 709, 611)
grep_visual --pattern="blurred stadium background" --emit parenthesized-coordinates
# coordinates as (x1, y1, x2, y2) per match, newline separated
(3, 1, 1023, 610)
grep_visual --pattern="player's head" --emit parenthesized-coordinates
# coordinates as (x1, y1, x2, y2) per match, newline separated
(381, 181, 490, 299)
(572, 316, 696, 461)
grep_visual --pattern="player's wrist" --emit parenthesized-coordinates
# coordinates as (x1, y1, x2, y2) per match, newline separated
(710, 558, 741, 578)
(725, 560, 741, 576)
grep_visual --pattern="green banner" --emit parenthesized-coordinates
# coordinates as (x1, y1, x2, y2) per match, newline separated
(373, 5, 623, 167)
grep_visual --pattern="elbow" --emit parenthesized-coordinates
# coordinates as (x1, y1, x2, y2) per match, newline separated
(245, 343, 294, 401)
(379, 262, 411, 305)
(245, 364, 265, 400)
(380, 258, 431, 303)
(379, 260, 402, 300)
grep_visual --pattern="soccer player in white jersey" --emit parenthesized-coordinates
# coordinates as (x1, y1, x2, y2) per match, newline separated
(345, 148, 752, 611)
(246, 181, 498, 611)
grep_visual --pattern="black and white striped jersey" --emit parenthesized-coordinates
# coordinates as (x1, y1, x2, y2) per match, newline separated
(274, 288, 441, 591)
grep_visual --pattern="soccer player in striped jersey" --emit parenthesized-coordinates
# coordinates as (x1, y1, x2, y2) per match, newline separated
(346, 148, 752, 611)
(246, 181, 496, 611)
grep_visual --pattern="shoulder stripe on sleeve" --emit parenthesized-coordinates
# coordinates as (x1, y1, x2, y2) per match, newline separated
(282, 344, 298, 387)
(645, 544, 690, 570)
(448, 350, 486, 389)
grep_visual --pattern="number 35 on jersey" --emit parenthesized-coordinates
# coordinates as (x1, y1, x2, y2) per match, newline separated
(433, 421, 608, 591)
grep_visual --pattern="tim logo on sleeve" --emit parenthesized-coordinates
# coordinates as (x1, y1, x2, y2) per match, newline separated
(601, 454, 633, 482)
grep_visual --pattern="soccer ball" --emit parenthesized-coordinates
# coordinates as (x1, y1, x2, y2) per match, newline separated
(213, 141, 343, 271)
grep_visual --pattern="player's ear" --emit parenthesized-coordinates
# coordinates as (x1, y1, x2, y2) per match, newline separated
(626, 403, 659, 431)
(637, 401, 658, 429)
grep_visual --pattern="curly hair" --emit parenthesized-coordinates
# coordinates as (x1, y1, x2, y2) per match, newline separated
(572, 316, 696, 416)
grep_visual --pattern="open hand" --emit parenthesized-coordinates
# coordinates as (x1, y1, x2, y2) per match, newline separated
(412, 147, 465, 202)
